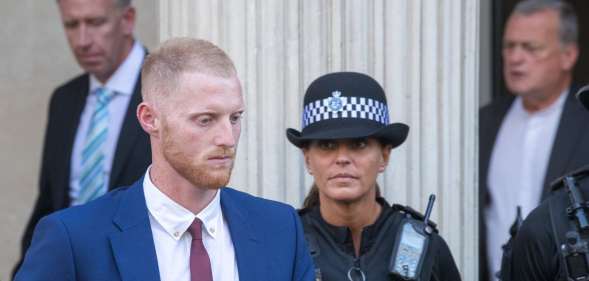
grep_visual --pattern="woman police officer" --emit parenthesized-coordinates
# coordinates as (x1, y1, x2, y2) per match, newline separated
(286, 72, 461, 281)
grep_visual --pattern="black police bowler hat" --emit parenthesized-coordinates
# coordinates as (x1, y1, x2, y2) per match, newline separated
(286, 72, 409, 148)
(577, 85, 589, 111)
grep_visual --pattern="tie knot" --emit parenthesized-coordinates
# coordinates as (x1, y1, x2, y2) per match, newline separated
(188, 218, 203, 241)
(95, 87, 114, 106)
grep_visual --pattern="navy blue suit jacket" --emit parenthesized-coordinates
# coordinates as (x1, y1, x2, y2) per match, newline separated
(15, 179, 315, 281)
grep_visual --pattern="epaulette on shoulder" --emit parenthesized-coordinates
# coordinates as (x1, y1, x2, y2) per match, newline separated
(392, 204, 438, 231)
(551, 165, 589, 191)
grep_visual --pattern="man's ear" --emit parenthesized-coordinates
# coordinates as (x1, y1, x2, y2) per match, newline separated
(561, 43, 579, 71)
(120, 6, 136, 37)
(379, 145, 393, 173)
(137, 102, 160, 138)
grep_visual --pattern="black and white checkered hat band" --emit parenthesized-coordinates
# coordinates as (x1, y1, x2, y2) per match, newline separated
(302, 96, 390, 129)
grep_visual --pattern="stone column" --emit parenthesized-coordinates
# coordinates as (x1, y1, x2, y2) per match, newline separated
(159, 0, 479, 278)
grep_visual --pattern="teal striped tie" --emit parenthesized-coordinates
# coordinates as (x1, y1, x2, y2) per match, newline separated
(75, 87, 113, 205)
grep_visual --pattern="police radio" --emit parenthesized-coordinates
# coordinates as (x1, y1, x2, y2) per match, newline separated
(561, 176, 589, 281)
(389, 195, 436, 280)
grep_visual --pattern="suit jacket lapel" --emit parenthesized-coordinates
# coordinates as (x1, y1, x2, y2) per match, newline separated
(478, 95, 515, 281)
(56, 75, 91, 208)
(221, 188, 262, 281)
(109, 77, 145, 190)
(479, 95, 515, 206)
(110, 179, 160, 281)
(542, 86, 589, 199)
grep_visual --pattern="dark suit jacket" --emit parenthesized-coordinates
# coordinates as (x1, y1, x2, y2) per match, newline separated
(14, 73, 151, 275)
(15, 180, 315, 281)
(479, 86, 589, 281)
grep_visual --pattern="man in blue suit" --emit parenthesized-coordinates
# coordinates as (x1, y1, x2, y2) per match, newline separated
(15, 37, 314, 281)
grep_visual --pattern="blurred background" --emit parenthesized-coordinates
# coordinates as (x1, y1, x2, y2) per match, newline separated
(487, 0, 589, 104)
(0, 1, 158, 280)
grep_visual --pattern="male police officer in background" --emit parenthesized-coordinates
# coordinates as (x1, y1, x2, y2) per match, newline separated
(508, 86, 589, 280)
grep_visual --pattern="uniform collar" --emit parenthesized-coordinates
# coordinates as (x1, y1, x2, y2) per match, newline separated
(143, 167, 222, 241)
(309, 198, 393, 255)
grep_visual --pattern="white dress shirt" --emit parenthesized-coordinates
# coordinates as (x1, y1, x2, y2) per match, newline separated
(69, 41, 145, 205)
(485, 91, 567, 280)
(143, 168, 240, 281)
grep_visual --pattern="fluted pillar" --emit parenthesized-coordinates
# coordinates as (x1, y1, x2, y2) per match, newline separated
(159, 0, 479, 278)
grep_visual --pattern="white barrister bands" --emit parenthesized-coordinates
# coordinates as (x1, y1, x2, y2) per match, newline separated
(302, 95, 390, 129)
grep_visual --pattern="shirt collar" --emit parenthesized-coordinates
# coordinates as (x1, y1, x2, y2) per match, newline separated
(89, 40, 145, 96)
(513, 88, 568, 118)
(143, 167, 222, 241)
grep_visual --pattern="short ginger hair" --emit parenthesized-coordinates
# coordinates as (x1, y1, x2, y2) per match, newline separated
(141, 37, 237, 105)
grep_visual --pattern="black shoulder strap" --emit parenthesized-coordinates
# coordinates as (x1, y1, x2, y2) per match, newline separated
(548, 197, 568, 280)
(391, 204, 438, 232)
(551, 165, 589, 192)
(549, 198, 565, 255)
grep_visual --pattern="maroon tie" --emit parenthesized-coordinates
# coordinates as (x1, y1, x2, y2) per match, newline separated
(187, 218, 213, 281)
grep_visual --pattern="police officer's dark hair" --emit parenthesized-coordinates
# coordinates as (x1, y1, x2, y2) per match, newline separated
(302, 183, 382, 209)
(512, 0, 578, 45)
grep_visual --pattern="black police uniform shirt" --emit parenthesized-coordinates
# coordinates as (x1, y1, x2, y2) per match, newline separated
(299, 198, 461, 281)
(510, 184, 589, 281)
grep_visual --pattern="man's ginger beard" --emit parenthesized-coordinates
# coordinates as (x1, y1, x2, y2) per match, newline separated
(160, 120, 235, 189)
